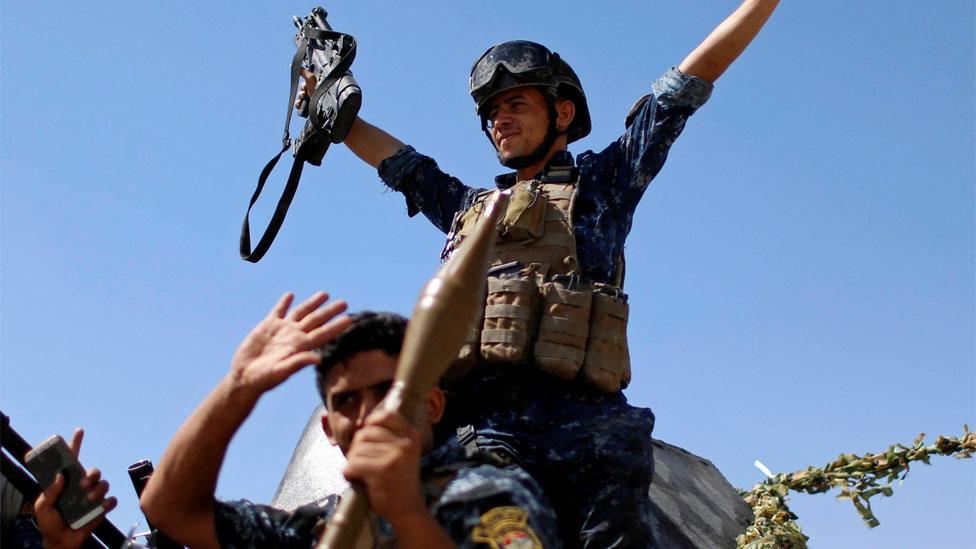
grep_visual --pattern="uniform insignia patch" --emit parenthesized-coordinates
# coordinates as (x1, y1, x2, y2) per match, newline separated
(471, 506, 542, 549)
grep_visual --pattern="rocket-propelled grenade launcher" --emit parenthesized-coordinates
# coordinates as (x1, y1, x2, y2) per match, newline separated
(316, 191, 509, 549)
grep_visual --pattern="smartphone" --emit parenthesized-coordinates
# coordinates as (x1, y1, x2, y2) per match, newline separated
(25, 434, 105, 529)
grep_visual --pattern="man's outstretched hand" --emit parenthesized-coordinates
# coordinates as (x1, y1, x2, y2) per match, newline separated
(230, 291, 351, 398)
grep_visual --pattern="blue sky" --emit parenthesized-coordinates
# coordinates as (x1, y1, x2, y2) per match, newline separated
(2, 2, 973, 547)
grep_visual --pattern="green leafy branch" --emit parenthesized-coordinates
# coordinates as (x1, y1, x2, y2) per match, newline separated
(736, 426, 976, 549)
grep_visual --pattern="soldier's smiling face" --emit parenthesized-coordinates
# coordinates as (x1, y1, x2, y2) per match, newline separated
(487, 87, 551, 161)
(487, 86, 575, 164)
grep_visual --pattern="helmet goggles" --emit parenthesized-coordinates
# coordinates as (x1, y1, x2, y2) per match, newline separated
(469, 41, 556, 105)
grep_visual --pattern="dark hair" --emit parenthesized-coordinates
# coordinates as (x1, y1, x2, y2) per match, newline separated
(314, 311, 407, 404)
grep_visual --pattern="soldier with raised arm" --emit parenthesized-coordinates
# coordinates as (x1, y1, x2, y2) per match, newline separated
(297, 2, 782, 546)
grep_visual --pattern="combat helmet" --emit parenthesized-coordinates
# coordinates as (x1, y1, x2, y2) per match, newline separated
(469, 40, 591, 167)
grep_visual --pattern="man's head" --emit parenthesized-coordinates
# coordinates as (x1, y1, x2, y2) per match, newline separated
(315, 312, 445, 454)
(469, 40, 591, 170)
(485, 86, 577, 167)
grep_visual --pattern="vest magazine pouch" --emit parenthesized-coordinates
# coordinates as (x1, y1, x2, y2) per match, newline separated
(581, 284, 631, 392)
(534, 274, 592, 379)
(480, 264, 539, 364)
(500, 184, 546, 241)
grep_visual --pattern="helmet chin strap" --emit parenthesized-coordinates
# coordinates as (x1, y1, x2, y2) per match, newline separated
(484, 102, 564, 172)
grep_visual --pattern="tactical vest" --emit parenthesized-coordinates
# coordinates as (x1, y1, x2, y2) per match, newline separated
(443, 167, 631, 392)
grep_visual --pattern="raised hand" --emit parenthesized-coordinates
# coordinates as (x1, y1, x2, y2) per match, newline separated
(294, 68, 317, 111)
(230, 291, 351, 397)
(678, 0, 781, 83)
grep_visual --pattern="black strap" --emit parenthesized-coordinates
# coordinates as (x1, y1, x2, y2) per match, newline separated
(283, 38, 309, 147)
(239, 145, 306, 262)
(305, 28, 345, 41)
(239, 38, 309, 263)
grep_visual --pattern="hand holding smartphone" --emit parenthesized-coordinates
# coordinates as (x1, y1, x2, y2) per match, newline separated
(25, 434, 106, 529)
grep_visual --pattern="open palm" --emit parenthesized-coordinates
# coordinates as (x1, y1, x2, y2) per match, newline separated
(231, 292, 351, 394)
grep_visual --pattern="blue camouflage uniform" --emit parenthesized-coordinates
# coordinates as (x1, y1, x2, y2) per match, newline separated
(378, 67, 713, 548)
(213, 438, 560, 548)
(5, 516, 43, 548)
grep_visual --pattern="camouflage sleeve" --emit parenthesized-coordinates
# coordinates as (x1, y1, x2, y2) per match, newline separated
(610, 66, 714, 203)
(213, 498, 331, 549)
(377, 145, 484, 235)
(6, 515, 44, 548)
(432, 464, 561, 549)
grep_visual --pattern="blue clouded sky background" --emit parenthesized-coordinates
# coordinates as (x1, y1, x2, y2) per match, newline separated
(2, 1, 973, 547)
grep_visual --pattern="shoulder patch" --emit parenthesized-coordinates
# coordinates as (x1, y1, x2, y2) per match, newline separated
(471, 506, 542, 549)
